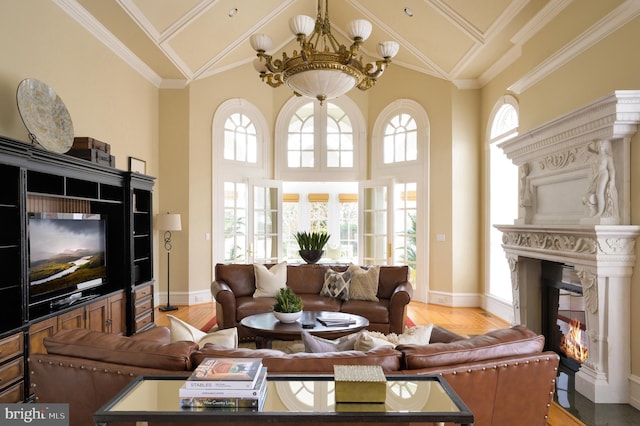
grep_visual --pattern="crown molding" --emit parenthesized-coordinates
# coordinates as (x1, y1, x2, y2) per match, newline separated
(509, 0, 640, 94)
(53, 0, 162, 88)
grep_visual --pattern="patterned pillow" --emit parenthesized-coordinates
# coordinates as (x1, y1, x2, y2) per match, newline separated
(320, 265, 358, 300)
(348, 264, 380, 301)
(301, 330, 361, 353)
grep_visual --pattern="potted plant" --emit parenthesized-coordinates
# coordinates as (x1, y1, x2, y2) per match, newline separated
(272, 287, 303, 323)
(294, 231, 331, 264)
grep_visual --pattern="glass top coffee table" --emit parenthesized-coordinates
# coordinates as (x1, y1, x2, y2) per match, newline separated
(240, 311, 369, 348)
(94, 374, 474, 425)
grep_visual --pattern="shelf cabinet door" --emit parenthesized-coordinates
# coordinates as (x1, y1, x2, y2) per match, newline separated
(57, 306, 85, 330)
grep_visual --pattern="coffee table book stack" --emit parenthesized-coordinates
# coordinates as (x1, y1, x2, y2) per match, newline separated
(179, 358, 267, 410)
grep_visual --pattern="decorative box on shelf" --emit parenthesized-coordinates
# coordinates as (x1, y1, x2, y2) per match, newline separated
(67, 137, 115, 167)
(72, 136, 110, 153)
(334, 365, 386, 403)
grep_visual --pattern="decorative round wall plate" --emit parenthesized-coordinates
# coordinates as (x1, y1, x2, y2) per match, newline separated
(16, 78, 74, 153)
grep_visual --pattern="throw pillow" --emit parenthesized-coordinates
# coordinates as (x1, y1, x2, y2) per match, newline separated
(253, 261, 287, 298)
(320, 264, 359, 300)
(167, 315, 238, 349)
(354, 324, 434, 351)
(301, 330, 361, 353)
(348, 264, 380, 301)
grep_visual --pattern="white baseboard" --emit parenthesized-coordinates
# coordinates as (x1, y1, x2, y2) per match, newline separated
(481, 294, 515, 324)
(155, 289, 212, 307)
(629, 374, 640, 410)
(427, 290, 481, 307)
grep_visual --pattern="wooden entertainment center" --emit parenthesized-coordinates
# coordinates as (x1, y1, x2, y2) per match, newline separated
(0, 135, 155, 403)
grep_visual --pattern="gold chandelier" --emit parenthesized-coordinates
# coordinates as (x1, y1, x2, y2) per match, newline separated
(250, 0, 399, 104)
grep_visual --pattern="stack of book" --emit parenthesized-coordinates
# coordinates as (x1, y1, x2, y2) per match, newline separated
(317, 312, 356, 326)
(179, 358, 267, 410)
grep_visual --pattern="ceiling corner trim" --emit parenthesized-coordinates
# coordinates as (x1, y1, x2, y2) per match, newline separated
(53, 0, 162, 87)
(509, 0, 640, 94)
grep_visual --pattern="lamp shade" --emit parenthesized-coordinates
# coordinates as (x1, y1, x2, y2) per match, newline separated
(157, 213, 182, 231)
(286, 69, 357, 101)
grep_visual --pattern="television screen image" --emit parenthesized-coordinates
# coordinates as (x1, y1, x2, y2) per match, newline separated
(28, 213, 107, 303)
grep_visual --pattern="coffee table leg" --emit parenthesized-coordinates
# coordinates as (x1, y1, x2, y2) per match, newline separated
(255, 336, 272, 349)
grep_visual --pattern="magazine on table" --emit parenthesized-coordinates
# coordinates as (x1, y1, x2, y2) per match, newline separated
(180, 367, 267, 398)
(316, 312, 356, 326)
(185, 358, 263, 389)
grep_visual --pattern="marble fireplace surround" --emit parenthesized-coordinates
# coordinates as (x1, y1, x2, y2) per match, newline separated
(496, 91, 640, 404)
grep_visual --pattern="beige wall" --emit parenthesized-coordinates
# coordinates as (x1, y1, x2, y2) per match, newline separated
(0, 1, 161, 280)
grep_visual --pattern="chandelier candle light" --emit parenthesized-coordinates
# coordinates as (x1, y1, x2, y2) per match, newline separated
(156, 213, 182, 312)
(250, 0, 399, 104)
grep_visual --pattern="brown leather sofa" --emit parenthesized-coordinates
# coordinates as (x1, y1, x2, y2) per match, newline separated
(30, 324, 559, 426)
(211, 263, 413, 340)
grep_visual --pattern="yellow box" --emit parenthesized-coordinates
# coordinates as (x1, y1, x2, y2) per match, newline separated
(334, 365, 386, 403)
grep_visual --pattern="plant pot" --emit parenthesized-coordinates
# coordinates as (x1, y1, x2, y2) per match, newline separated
(273, 311, 302, 323)
(299, 249, 323, 264)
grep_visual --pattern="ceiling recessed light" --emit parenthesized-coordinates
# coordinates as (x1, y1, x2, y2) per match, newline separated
(404, 7, 414, 17)
(228, 8, 238, 17)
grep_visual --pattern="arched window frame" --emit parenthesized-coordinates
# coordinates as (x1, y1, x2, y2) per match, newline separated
(370, 99, 430, 302)
(212, 99, 271, 264)
(274, 96, 366, 181)
(213, 98, 270, 178)
(372, 99, 427, 176)
(485, 94, 519, 319)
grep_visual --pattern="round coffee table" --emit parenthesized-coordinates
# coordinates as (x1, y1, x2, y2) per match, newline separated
(240, 311, 369, 349)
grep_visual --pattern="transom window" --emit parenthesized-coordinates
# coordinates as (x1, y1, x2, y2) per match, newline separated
(224, 113, 257, 163)
(384, 113, 417, 164)
(287, 102, 354, 168)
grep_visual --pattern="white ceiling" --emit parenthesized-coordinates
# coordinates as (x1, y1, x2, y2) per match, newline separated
(56, 0, 637, 90)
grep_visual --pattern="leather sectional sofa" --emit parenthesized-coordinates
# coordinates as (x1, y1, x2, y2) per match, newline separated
(211, 263, 413, 340)
(30, 324, 559, 426)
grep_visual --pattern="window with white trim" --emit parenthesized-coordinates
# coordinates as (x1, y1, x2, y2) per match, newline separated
(488, 96, 519, 303)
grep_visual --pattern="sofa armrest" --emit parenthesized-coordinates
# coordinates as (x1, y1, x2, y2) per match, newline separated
(388, 281, 413, 334)
(211, 280, 237, 329)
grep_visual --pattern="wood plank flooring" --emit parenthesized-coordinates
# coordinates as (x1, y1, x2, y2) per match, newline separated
(154, 301, 582, 426)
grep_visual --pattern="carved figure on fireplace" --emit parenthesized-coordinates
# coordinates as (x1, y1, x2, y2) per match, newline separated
(583, 140, 619, 221)
(518, 163, 532, 207)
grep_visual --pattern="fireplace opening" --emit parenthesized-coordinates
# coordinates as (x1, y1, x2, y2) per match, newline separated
(541, 261, 589, 372)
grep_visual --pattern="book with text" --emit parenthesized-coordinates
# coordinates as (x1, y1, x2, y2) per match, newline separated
(180, 367, 267, 398)
(317, 312, 356, 326)
(185, 358, 262, 389)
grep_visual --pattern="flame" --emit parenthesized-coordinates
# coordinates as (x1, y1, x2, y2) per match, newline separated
(560, 319, 588, 363)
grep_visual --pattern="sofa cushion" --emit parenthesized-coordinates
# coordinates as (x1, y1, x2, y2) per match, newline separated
(348, 264, 380, 301)
(44, 328, 197, 371)
(301, 330, 361, 353)
(399, 325, 544, 370)
(193, 345, 403, 372)
(320, 266, 354, 300)
(354, 325, 433, 351)
(253, 261, 287, 297)
(167, 314, 237, 348)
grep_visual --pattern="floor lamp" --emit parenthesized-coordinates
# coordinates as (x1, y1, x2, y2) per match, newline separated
(157, 212, 181, 312)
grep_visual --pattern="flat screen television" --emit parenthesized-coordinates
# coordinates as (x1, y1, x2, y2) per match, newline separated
(28, 212, 108, 308)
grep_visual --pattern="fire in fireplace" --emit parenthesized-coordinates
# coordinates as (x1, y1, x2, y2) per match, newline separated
(541, 261, 589, 371)
(561, 319, 588, 365)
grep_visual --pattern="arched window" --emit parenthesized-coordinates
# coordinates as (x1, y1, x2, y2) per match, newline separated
(384, 113, 417, 164)
(371, 99, 429, 302)
(224, 112, 257, 163)
(212, 99, 270, 263)
(487, 95, 519, 308)
(276, 96, 365, 181)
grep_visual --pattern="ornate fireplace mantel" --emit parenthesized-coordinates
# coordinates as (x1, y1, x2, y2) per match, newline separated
(497, 91, 640, 404)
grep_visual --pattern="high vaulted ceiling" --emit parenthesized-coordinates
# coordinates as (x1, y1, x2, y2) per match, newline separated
(57, 0, 635, 90)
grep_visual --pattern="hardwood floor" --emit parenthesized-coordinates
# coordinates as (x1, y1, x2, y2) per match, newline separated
(154, 301, 583, 426)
